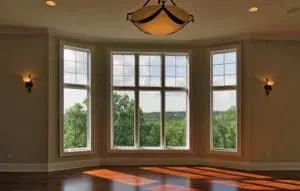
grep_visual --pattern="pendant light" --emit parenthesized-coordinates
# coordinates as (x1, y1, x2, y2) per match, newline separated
(126, 0, 194, 36)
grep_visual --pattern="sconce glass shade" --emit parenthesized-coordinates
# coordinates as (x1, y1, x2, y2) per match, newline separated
(266, 79, 274, 86)
(46, 0, 56, 7)
(127, 2, 194, 36)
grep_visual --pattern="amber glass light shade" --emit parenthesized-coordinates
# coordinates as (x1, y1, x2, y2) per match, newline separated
(127, 3, 194, 36)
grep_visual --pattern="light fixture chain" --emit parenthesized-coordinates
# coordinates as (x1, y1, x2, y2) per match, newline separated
(143, 0, 151, 7)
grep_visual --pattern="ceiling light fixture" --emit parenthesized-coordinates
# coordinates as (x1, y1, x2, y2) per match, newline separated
(249, 7, 258, 13)
(126, 0, 194, 36)
(46, 0, 56, 7)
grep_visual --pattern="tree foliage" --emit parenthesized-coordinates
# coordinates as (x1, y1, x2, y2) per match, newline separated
(212, 106, 237, 149)
(64, 103, 87, 149)
(63, 93, 236, 150)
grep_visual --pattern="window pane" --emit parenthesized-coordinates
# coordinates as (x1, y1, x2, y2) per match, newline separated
(213, 65, 224, 76)
(64, 61, 75, 73)
(113, 66, 123, 76)
(76, 74, 87, 85)
(139, 91, 161, 147)
(76, 51, 88, 63)
(113, 55, 123, 66)
(165, 77, 176, 86)
(113, 77, 123, 86)
(166, 67, 175, 76)
(140, 66, 150, 76)
(176, 77, 186, 87)
(112, 91, 135, 147)
(225, 52, 236, 64)
(176, 67, 186, 77)
(139, 55, 161, 87)
(225, 64, 236, 75)
(140, 77, 150, 86)
(165, 92, 187, 147)
(165, 56, 187, 87)
(166, 56, 176, 67)
(76, 62, 87, 74)
(124, 77, 134, 86)
(176, 56, 187, 67)
(140, 55, 150, 65)
(150, 66, 160, 76)
(212, 51, 237, 87)
(213, 54, 224, 65)
(213, 76, 224, 86)
(64, 73, 76, 84)
(113, 54, 135, 87)
(64, 48, 89, 85)
(225, 75, 236, 86)
(150, 56, 161, 66)
(124, 55, 134, 66)
(64, 88, 89, 150)
(124, 66, 134, 76)
(150, 77, 160, 86)
(212, 90, 237, 150)
(64, 49, 75, 61)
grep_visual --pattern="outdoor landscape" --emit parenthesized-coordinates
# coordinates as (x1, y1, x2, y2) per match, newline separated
(64, 93, 236, 150)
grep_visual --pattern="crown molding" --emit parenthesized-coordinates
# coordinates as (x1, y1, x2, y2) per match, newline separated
(0, 25, 48, 35)
(1, 25, 300, 45)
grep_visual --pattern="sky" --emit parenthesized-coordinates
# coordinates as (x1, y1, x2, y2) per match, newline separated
(63, 51, 237, 113)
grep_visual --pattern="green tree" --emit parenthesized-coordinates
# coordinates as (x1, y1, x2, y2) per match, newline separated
(140, 113, 160, 147)
(112, 93, 135, 146)
(64, 102, 87, 149)
(64, 93, 192, 149)
(166, 118, 186, 146)
(213, 106, 237, 149)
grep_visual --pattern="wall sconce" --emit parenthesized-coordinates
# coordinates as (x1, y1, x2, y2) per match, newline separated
(264, 78, 274, 95)
(23, 74, 34, 93)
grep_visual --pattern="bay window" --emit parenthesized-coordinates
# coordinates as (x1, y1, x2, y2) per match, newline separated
(111, 52, 190, 150)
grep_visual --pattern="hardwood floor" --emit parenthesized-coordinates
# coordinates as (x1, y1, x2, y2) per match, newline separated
(1, 166, 300, 190)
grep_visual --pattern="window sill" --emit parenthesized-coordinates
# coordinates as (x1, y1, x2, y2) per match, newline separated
(109, 146, 193, 154)
(61, 148, 93, 157)
(208, 148, 241, 156)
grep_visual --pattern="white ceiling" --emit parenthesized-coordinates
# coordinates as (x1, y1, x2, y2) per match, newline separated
(1, 0, 300, 41)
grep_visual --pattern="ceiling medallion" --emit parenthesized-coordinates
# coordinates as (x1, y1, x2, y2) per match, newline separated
(126, 0, 194, 36)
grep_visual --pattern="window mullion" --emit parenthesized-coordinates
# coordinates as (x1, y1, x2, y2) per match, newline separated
(161, 54, 166, 148)
(134, 53, 140, 149)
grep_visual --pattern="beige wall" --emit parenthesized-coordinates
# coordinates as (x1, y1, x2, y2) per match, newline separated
(245, 40, 300, 162)
(0, 33, 49, 163)
(1, 27, 300, 168)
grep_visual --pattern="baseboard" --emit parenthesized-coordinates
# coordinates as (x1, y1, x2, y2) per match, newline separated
(48, 158, 101, 172)
(0, 163, 47, 172)
(201, 158, 300, 171)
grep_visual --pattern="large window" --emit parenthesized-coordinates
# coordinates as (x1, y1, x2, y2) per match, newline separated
(61, 44, 92, 154)
(111, 53, 189, 150)
(210, 48, 239, 152)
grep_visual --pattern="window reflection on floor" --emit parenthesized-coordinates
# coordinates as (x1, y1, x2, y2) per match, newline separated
(62, 177, 93, 191)
(83, 167, 300, 191)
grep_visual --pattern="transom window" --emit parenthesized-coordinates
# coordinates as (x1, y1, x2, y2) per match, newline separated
(111, 52, 190, 150)
(210, 48, 239, 153)
(61, 44, 92, 154)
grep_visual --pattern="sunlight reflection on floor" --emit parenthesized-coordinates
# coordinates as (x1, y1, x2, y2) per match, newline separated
(84, 169, 156, 186)
(83, 167, 300, 191)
